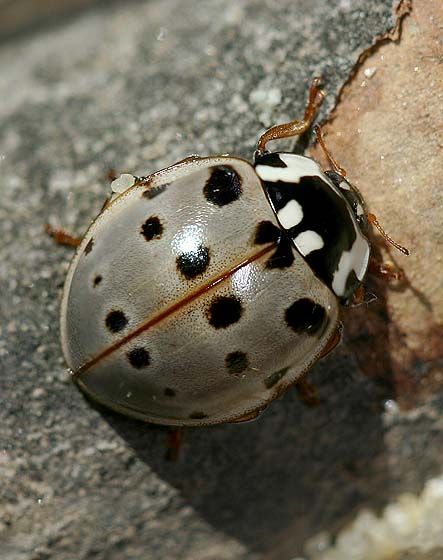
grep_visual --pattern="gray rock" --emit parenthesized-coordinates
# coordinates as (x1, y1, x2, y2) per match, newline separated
(1, 1, 429, 559)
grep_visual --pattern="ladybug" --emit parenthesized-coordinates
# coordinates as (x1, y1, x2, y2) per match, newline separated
(57, 78, 408, 426)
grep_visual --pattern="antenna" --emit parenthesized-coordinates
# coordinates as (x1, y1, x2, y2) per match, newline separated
(367, 213, 410, 256)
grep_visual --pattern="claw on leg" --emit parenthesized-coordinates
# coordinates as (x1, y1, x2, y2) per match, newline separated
(45, 224, 82, 248)
(256, 77, 325, 153)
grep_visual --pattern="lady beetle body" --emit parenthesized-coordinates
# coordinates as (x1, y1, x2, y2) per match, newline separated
(60, 79, 406, 426)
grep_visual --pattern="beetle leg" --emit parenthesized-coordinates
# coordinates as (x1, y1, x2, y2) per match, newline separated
(45, 224, 82, 248)
(256, 77, 324, 153)
(352, 284, 366, 306)
(296, 377, 321, 407)
(348, 285, 378, 307)
(165, 427, 184, 462)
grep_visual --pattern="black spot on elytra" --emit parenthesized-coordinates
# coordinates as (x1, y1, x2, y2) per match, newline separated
(93, 274, 102, 287)
(264, 367, 290, 389)
(141, 216, 163, 241)
(164, 387, 176, 397)
(203, 166, 242, 206)
(189, 411, 208, 419)
(266, 236, 295, 269)
(285, 298, 327, 335)
(207, 296, 242, 329)
(105, 310, 128, 333)
(176, 245, 210, 279)
(84, 238, 94, 255)
(225, 351, 249, 375)
(142, 183, 168, 199)
(127, 347, 151, 369)
(254, 220, 281, 244)
(254, 221, 295, 269)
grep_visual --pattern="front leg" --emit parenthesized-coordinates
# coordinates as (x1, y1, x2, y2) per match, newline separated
(46, 167, 122, 248)
(256, 77, 325, 153)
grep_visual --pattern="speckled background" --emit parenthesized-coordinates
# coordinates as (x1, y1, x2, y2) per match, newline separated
(2, 1, 440, 559)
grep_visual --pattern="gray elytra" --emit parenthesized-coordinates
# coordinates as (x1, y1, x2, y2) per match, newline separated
(60, 80, 388, 427)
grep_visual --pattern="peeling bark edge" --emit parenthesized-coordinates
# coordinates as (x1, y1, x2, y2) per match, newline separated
(324, 0, 413, 123)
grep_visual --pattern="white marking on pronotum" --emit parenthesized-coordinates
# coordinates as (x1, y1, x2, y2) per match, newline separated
(255, 154, 324, 183)
(277, 199, 303, 229)
(293, 230, 324, 256)
(338, 178, 351, 191)
(332, 234, 370, 296)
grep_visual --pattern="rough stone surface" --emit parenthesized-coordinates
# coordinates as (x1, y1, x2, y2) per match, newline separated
(2, 1, 438, 560)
